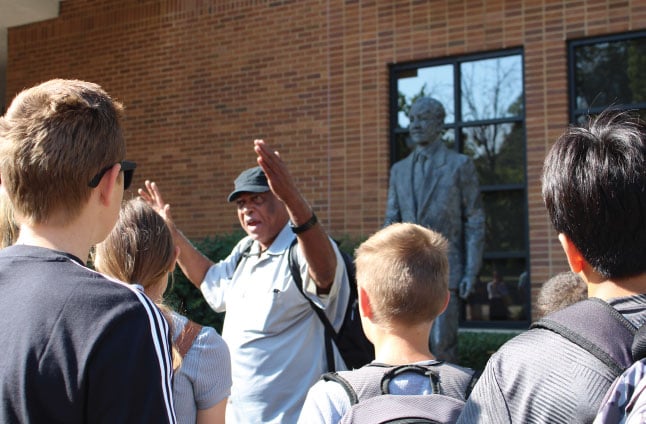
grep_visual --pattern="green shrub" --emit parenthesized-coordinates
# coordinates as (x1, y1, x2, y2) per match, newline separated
(164, 230, 245, 332)
(458, 330, 520, 371)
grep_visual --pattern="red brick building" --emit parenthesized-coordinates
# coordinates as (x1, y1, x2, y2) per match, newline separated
(3, 0, 646, 326)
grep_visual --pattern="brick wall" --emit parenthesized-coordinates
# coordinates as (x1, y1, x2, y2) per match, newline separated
(5, 0, 646, 319)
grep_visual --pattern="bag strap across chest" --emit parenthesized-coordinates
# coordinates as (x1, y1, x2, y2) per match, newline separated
(176, 320, 203, 358)
(530, 297, 636, 376)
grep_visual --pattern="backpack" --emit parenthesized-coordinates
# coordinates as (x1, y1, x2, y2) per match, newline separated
(531, 298, 646, 424)
(324, 363, 477, 424)
(235, 237, 375, 371)
(530, 297, 638, 376)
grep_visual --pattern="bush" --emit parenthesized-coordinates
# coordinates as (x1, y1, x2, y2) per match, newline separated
(164, 230, 245, 332)
(458, 330, 520, 371)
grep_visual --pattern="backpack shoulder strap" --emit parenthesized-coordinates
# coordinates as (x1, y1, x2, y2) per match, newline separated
(288, 237, 345, 341)
(322, 364, 391, 403)
(289, 238, 338, 372)
(233, 238, 254, 271)
(175, 320, 203, 358)
(322, 372, 360, 405)
(465, 369, 481, 399)
(531, 297, 636, 375)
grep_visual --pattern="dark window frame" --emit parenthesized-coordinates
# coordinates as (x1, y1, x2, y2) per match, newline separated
(568, 30, 646, 122)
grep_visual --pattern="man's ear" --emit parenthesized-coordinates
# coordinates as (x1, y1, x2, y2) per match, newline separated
(558, 233, 586, 273)
(358, 285, 372, 320)
(98, 164, 121, 206)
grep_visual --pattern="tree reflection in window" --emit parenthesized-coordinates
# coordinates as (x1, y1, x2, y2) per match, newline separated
(570, 31, 646, 121)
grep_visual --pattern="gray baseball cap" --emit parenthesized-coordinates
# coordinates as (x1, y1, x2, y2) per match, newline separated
(227, 166, 270, 202)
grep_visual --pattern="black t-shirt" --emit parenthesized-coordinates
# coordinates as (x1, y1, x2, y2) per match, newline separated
(0, 245, 176, 423)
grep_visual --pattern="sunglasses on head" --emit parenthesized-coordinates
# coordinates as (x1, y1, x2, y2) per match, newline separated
(88, 160, 137, 190)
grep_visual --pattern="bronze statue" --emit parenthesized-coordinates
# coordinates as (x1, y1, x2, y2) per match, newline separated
(384, 97, 485, 363)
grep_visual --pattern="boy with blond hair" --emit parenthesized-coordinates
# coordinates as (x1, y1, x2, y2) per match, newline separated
(298, 222, 476, 423)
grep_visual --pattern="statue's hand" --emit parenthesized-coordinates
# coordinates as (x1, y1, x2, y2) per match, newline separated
(458, 276, 475, 300)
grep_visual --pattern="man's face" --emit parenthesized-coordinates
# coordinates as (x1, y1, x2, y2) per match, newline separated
(235, 191, 289, 249)
(408, 101, 444, 147)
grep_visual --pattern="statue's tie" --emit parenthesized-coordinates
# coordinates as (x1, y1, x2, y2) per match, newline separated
(414, 153, 427, 204)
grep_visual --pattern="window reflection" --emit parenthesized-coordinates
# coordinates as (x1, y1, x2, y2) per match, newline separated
(460, 56, 524, 121)
(482, 190, 525, 252)
(397, 65, 454, 128)
(463, 123, 525, 186)
(466, 259, 529, 322)
(573, 34, 646, 112)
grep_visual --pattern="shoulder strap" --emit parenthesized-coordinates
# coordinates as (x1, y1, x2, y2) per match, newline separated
(234, 238, 254, 271)
(464, 369, 481, 399)
(531, 297, 636, 375)
(176, 320, 203, 358)
(322, 372, 360, 405)
(289, 238, 338, 372)
(325, 363, 446, 403)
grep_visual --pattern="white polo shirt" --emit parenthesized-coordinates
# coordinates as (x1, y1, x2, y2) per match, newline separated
(201, 224, 349, 424)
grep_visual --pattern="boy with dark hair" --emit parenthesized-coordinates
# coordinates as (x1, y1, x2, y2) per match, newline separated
(298, 222, 476, 423)
(0, 79, 176, 423)
(459, 111, 646, 423)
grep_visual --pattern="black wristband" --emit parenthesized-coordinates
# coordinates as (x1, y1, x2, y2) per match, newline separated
(290, 213, 318, 234)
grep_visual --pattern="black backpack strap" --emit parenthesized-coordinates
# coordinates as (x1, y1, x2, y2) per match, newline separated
(233, 238, 254, 271)
(531, 297, 636, 375)
(322, 372, 359, 405)
(464, 369, 481, 399)
(288, 238, 338, 372)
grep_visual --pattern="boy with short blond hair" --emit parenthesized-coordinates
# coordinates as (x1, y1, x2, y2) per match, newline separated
(298, 222, 476, 423)
(354, 222, 449, 328)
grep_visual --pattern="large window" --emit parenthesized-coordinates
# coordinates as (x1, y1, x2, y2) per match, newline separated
(569, 31, 646, 122)
(389, 49, 527, 327)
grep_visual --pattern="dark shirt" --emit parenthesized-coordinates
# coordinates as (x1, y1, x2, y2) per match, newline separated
(0, 245, 177, 423)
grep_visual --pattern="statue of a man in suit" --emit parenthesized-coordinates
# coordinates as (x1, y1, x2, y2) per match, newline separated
(384, 97, 485, 363)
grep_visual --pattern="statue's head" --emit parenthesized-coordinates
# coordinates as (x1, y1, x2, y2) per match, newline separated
(408, 97, 446, 148)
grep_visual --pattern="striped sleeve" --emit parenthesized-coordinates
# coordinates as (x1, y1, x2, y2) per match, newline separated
(128, 287, 177, 424)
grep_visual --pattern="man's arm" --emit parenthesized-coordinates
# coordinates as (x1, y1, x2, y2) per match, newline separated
(254, 139, 337, 292)
(139, 181, 214, 288)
